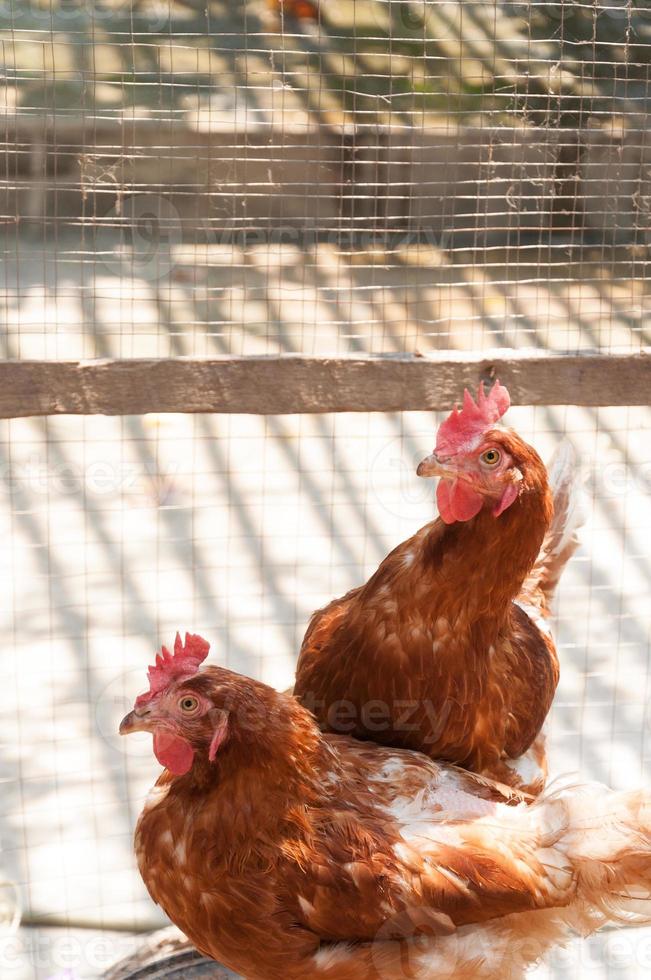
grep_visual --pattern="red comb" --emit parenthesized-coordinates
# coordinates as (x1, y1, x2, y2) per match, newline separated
(435, 381, 510, 457)
(135, 632, 210, 706)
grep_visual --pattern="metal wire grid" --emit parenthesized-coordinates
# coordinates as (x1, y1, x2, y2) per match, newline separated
(1, 405, 650, 978)
(2, 237, 651, 357)
(1, 0, 651, 356)
(1, 2, 651, 977)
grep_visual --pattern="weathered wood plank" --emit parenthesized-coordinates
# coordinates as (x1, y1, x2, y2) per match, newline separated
(0, 351, 648, 418)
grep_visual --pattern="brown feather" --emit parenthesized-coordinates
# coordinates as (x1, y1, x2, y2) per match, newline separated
(131, 669, 651, 980)
(294, 429, 560, 793)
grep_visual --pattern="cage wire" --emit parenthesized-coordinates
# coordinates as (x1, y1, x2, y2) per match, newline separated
(0, 0, 650, 977)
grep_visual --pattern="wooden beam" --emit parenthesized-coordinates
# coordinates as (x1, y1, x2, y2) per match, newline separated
(0, 351, 648, 418)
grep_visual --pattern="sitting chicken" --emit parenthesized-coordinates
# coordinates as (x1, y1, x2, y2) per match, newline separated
(121, 634, 651, 980)
(294, 382, 583, 794)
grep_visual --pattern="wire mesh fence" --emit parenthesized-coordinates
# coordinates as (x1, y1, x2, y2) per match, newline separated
(3, 0, 651, 358)
(2, 406, 651, 978)
(1, 1, 651, 977)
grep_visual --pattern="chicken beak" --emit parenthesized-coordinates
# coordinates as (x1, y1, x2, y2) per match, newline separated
(416, 452, 452, 479)
(119, 709, 153, 735)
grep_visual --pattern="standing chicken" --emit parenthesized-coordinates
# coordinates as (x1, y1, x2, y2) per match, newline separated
(294, 382, 583, 794)
(121, 634, 651, 980)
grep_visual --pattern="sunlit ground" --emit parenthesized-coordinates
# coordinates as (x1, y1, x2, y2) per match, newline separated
(0, 237, 649, 978)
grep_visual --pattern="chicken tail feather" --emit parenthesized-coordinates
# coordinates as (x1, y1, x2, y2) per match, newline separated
(554, 783, 651, 928)
(520, 440, 586, 618)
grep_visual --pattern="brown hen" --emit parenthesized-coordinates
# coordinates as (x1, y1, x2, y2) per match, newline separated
(294, 383, 583, 794)
(121, 634, 651, 980)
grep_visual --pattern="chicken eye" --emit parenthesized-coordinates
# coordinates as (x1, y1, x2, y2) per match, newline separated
(179, 695, 199, 713)
(480, 448, 501, 466)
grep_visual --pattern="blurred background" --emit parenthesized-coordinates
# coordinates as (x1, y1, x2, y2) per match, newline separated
(0, 1, 650, 976)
